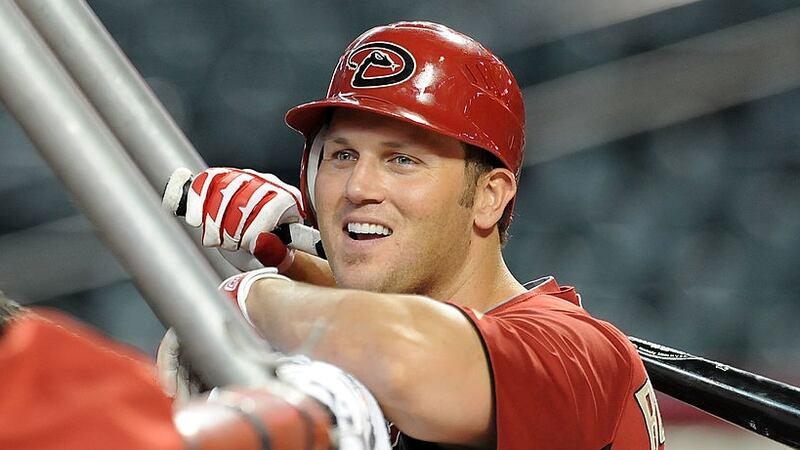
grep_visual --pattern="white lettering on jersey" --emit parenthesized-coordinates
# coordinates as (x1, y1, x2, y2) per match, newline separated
(634, 378, 666, 449)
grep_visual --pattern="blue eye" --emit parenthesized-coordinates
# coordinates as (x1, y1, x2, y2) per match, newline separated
(392, 155, 415, 165)
(333, 150, 357, 161)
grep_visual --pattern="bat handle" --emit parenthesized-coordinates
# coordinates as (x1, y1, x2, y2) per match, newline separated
(165, 173, 325, 259)
(275, 223, 326, 259)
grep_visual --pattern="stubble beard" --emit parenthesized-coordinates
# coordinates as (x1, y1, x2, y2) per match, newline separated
(332, 237, 469, 299)
(332, 255, 414, 294)
(332, 249, 435, 295)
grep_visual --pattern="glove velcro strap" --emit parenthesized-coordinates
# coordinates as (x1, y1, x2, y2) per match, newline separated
(218, 268, 291, 326)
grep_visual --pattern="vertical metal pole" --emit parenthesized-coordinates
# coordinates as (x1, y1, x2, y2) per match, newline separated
(0, 1, 272, 388)
(15, 0, 238, 278)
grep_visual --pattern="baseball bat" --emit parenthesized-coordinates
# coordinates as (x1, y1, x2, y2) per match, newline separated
(630, 336, 800, 447)
(165, 169, 800, 446)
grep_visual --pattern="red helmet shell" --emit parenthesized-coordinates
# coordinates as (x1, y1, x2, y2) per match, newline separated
(286, 21, 525, 224)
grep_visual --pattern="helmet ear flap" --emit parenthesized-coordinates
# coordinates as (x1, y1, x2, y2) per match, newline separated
(300, 124, 328, 227)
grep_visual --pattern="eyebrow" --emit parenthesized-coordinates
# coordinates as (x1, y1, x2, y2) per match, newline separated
(328, 137, 350, 145)
(327, 136, 408, 149)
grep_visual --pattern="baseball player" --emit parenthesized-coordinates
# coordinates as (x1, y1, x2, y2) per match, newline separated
(162, 21, 665, 450)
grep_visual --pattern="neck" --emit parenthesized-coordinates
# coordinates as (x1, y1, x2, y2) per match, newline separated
(436, 237, 525, 312)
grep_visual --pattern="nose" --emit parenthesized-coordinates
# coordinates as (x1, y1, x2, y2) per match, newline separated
(344, 157, 386, 205)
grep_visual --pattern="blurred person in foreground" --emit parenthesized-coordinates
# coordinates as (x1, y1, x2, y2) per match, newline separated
(161, 21, 665, 450)
(0, 288, 386, 449)
(0, 291, 183, 449)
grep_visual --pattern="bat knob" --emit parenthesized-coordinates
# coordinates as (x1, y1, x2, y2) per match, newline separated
(162, 167, 193, 217)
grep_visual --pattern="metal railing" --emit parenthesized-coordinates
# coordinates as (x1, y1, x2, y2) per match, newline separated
(0, 0, 273, 389)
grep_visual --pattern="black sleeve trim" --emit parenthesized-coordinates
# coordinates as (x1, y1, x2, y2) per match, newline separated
(446, 304, 498, 450)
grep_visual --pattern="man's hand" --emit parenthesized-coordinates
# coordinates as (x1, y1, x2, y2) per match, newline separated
(156, 268, 290, 401)
(156, 328, 206, 402)
(275, 355, 392, 450)
(163, 167, 304, 271)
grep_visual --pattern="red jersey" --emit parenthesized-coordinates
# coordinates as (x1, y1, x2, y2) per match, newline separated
(0, 309, 184, 450)
(395, 277, 665, 450)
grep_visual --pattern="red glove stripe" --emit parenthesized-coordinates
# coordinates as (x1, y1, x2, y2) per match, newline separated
(240, 190, 278, 239)
(206, 171, 248, 244)
(191, 171, 210, 196)
(202, 171, 231, 226)
(221, 178, 263, 242)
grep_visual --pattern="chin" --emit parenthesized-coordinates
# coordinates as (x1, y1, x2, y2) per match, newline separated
(329, 262, 363, 287)
(335, 272, 379, 291)
(332, 269, 402, 294)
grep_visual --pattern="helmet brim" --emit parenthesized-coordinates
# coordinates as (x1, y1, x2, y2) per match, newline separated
(286, 94, 463, 148)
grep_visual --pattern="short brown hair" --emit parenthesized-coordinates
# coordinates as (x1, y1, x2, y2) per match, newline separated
(459, 145, 513, 244)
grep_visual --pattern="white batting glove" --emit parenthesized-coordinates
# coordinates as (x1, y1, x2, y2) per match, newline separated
(163, 167, 304, 272)
(156, 268, 289, 401)
(276, 355, 391, 450)
(156, 328, 206, 403)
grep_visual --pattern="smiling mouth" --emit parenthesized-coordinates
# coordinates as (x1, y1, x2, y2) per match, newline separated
(345, 222, 393, 241)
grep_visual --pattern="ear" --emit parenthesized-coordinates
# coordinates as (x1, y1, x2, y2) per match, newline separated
(473, 168, 516, 232)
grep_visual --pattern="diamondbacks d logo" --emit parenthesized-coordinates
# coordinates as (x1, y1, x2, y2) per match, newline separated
(346, 42, 416, 88)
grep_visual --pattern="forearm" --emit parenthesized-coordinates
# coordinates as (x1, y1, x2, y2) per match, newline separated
(283, 252, 336, 287)
(248, 278, 412, 370)
(246, 279, 433, 407)
(245, 278, 493, 445)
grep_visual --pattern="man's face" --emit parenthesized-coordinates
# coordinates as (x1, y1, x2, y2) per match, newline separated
(314, 109, 475, 297)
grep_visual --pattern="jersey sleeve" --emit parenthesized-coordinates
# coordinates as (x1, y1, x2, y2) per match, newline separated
(450, 296, 638, 450)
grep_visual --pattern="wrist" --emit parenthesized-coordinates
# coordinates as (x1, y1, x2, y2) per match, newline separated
(219, 268, 292, 326)
(282, 252, 336, 287)
(246, 276, 294, 330)
(276, 248, 296, 273)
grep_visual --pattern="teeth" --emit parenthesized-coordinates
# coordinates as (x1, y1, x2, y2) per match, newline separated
(347, 222, 392, 236)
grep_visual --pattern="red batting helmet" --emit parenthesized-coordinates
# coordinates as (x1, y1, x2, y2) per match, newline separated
(285, 21, 525, 225)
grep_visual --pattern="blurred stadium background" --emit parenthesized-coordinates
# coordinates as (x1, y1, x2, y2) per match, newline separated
(1, 1, 798, 448)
